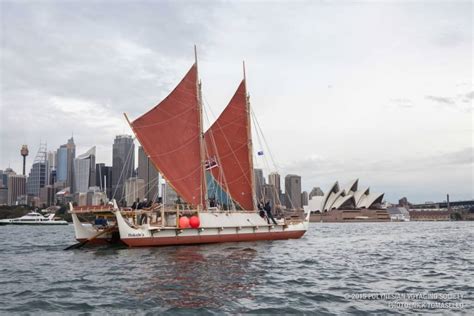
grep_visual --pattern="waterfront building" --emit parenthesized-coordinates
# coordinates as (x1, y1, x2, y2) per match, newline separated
(254, 168, 265, 202)
(285, 174, 302, 210)
(0, 187, 7, 205)
(305, 179, 384, 212)
(268, 172, 281, 194)
(7, 174, 26, 205)
(309, 187, 324, 199)
(56, 137, 76, 191)
(55, 187, 72, 205)
(137, 146, 159, 202)
(112, 135, 135, 203)
(96, 163, 112, 199)
(124, 177, 145, 206)
(39, 185, 55, 207)
(387, 207, 410, 221)
(74, 146, 96, 193)
(301, 191, 309, 206)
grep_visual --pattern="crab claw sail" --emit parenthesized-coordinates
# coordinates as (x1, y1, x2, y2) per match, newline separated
(204, 80, 255, 210)
(129, 64, 205, 208)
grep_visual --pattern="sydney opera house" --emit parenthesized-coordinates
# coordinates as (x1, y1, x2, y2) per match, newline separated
(304, 179, 390, 222)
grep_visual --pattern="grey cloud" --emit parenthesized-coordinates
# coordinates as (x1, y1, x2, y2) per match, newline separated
(280, 148, 473, 202)
(1, 1, 472, 203)
(425, 95, 455, 104)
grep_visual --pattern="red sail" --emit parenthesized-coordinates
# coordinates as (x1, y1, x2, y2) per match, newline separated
(204, 80, 255, 210)
(130, 64, 204, 208)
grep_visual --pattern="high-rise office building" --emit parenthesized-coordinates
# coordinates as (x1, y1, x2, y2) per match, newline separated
(74, 146, 96, 193)
(96, 163, 112, 199)
(39, 185, 54, 207)
(254, 168, 265, 202)
(47, 150, 56, 185)
(8, 174, 26, 205)
(26, 143, 48, 197)
(285, 174, 302, 210)
(268, 172, 281, 194)
(1, 168, 15, 189)
(112, 135, 135, 203)
(137, 146, 159, 202)
(301, 190, 309, 206)
(56, 137, 76, 191)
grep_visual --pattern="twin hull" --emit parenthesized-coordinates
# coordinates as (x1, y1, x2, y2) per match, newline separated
(72, 210, 309, 247)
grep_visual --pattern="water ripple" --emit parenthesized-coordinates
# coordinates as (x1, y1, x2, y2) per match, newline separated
(0, 222, 472, 314)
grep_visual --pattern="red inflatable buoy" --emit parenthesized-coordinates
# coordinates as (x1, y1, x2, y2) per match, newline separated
(189, 215, 200, 228)
(179, 216, 190, 228)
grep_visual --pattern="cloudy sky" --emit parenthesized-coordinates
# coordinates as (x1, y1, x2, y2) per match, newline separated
(1, 0, 472, 203)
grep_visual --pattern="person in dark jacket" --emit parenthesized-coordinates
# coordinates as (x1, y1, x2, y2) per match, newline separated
(264, 201, 277, 225)
(257, 201, 265, 218)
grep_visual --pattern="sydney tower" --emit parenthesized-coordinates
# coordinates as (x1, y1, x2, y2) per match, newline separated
(20, 145, 29, 175)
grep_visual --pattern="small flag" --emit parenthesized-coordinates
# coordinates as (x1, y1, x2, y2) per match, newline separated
(257, 150, 264, 156)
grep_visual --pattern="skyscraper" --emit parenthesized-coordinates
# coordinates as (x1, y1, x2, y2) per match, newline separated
(137, 146, 159, 201)
(268, 172, 281, 194)
(254, 168, 265, 202)
(1, 168, 15, 189)
(47, 150, 56, 185)
(74, 146, 96, 193)
(285, 174, 302, 210)
(301, 190, 309, 206)
(8, 174, 26, 205)
(96, 163, 112, 199)
(112, 135, 135, 202)
(56, 137, 75, 191)
(26, 143, 48, 197)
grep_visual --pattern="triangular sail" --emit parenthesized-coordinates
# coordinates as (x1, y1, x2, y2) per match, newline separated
(130, 64, 205, 208)
(204, 80, 255, 210)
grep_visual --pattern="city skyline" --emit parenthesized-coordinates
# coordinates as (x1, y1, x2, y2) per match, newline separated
(1, 1, 472, 203)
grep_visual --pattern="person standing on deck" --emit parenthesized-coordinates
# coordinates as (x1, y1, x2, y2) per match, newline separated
(264, 201, 277, 225)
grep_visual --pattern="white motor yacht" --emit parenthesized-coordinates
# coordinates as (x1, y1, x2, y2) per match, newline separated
(0, 212, 68, 225)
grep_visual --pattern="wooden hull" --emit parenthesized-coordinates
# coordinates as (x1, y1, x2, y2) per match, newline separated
(121, 229, 305, 247)
(115, 210, 309, 248)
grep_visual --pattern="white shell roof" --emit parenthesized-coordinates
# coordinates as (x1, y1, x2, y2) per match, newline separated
(306, 180, 384, 212)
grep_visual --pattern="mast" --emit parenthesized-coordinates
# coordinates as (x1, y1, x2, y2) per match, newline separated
(196, 45, 207, 210)
(243, 61, 256, 210)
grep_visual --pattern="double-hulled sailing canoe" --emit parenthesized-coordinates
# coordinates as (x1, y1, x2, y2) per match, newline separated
(70, 49, 309, 247)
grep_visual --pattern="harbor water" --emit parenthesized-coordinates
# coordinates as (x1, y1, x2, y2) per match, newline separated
(0, 222, 472, 314)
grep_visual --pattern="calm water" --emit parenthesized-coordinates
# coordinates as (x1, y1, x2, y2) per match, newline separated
(0, 222, 472, 315)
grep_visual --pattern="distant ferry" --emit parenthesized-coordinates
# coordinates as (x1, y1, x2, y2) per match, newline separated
(0, 212, 68, 225)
